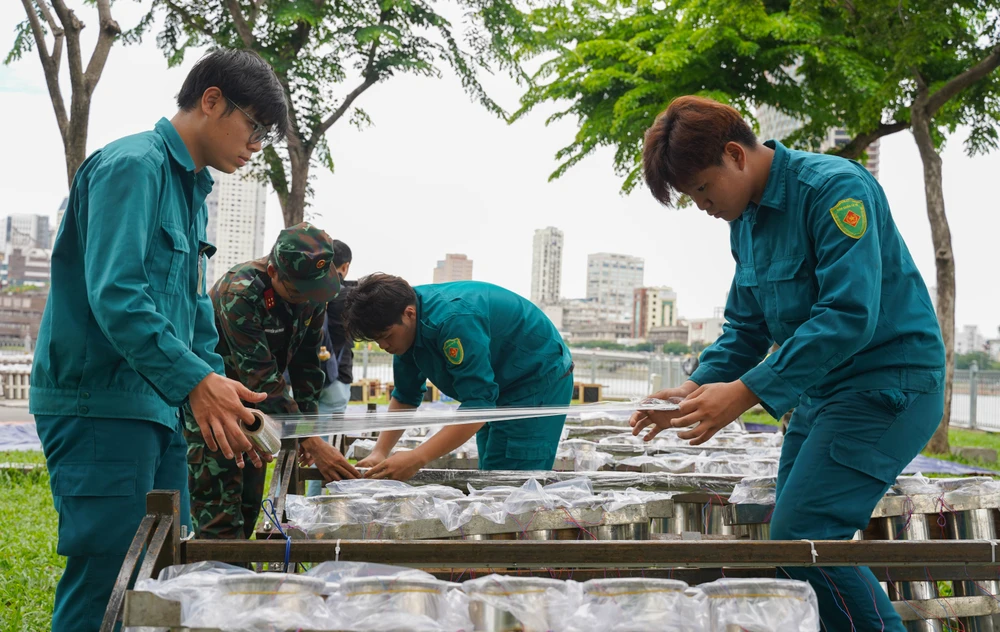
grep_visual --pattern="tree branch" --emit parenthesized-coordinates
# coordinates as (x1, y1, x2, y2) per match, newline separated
(308, 37, 382, 149)
(83, 0, 120, 92)
(162, 0, 215, 38)
(925, 45, 1000, 117)
(834, 121, 910, 160)
(21, 0, 69, 141)
(48, 0, 84, 99)
(224, 0, 255, 47)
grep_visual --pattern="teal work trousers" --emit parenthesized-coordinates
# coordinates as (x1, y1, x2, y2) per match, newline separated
(35, 415, 190, 632)
(476, 372, 575, 470)
(770, 388, 944, 632)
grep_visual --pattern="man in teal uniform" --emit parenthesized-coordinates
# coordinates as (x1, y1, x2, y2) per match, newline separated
(633, 96, 945, 631)
(29, 50, 287, 631)
(343, 275, 574, 480)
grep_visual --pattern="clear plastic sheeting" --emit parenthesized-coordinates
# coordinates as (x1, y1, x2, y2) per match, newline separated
(595, 488, 674, 513)
(564, 577, 709, 632)
(464, 575, 570, 632)
(409, 469, 743, 496)
(336, 575, 472, 632)
(130, 564, 819, 631)
(556, 440, 617, 471)
(279, 399, 680, 439)
(345, 438, 376, 460)
(700, 578, 821, 632)
(696, 454, 780, 477)
(894, 473, 1000, 497)
(432, 496, 506, 532)
(729, 476, 778, 505)
(616, 454, 699, 473)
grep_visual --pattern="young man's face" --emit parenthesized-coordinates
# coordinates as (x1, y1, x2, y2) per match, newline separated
(202, 90, 268, 174)
(679, 142, 754, 223)
(373, 305, 418, 355)
(267, 265, 309, 304)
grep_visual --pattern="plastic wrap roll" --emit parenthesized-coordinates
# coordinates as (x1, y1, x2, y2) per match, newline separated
(242, 409, 282, 455)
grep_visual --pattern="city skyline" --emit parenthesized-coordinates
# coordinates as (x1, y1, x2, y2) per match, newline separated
(433, 253, 474, 284)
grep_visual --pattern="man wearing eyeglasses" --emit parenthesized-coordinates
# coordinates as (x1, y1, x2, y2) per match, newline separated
(29, 49, 289, 631)
(184, 223, 360, 540)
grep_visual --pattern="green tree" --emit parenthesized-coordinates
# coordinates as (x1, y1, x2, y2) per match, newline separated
(513, 0, 1000, 454)
(6, 1, 142, 186)
(662, 341, 690, 355)
(151, 0, 526, 227)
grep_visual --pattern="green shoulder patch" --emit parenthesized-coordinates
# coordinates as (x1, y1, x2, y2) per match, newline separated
(443, 338, 464, 365)
(830, 198, 867, 239)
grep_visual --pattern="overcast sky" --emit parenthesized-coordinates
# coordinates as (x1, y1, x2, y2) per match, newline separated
(1, 4, 997, 339)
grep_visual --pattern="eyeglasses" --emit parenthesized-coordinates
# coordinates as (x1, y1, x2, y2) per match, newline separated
(227, 98, 278, 148)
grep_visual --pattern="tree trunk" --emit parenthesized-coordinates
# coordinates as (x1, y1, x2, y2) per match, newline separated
(911, 104, 955, 454)
(281, 130, 312, 227)
(63, 99, 89, 187)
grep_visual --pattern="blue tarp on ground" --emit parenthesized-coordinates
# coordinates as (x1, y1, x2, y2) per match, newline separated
(901, 454, 999, 476)
(0, 422, 40, 452)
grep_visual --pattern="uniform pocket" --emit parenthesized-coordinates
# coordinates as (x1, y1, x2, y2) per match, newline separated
(151, 222, 190, 295)
(767, 255, 814, 322)
(51, 462, 139, 557)
(829, 435, 901, 485)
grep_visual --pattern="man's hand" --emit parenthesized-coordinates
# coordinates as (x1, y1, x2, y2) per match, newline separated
(670, 380, 761, 445)
(299, 437, 360, 482)
(364, 450, 427, 482)
(188, 373, 269, 468)
(630, 382, 698, 442)
(355, 449, 388, 470)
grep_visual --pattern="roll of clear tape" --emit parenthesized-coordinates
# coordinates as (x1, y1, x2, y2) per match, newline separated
(242, 409, 282, 455)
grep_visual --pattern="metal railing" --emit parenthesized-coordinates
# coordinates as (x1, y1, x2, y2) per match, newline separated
(951, 367, 1000, 432)
(349, 346, 687, 401)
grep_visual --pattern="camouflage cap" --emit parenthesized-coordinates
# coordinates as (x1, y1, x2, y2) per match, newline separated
(271, 222, 341, 303)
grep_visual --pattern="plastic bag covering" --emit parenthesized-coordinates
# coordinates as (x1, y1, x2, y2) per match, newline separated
(371, 489, 436, 526)
(334, 575, 472, 632)
(463, 574, 570, 632)
(696, 453, 779, 477)
(432, 496, 506, 532)
(557, 440, 617, 471)
(345, 438, 376, 460)
(130, 561, 257, 631)
(544, 477, 596, 503)
(563, 577, 709, 632)
(729, 476, 778, 505)
(699, 578, 820, 632)
(326, 478, 412, 495)
(936, 476, 1000, 497)
(597, 488, 674, 513)
(501, 477, 586, 515)
(893, 473, 943, 496)
(618, 454, 699, 473)
(598, 433, 646, 447)
(185, 571, 331, 631)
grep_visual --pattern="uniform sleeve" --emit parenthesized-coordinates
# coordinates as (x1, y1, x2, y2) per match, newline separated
(439, 314, 498, 410)
(288, 304, 326, 414)
(741, 173, 882, 417)
(689, 264, 772, 386)
(83, 155, 214, 406)
(214, 292, 299, 415)
(391, 351, 428, 407)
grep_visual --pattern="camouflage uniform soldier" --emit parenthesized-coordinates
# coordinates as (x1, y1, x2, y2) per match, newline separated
(184, 222, 360, 539)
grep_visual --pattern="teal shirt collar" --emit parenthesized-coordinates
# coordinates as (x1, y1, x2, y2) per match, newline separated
(154, 117, 215, 192)
(757, 139, 789, 213)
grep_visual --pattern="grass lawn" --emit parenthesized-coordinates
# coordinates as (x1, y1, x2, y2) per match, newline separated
(3, 421, 999, 629)
(0, 450, 62, 632)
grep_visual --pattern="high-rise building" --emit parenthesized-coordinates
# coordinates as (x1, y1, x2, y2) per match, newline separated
(433, 254, 473, 284)
(956, 325, 987, 355)
(2, 214, 50, 253)
(531, 226, 563, 306)
(756, 105, 881, 179)
(586, 253, 644, 321)
(204, 168, 268, 284)
(632, 286, 678, 338)
(53, 197, 68, 248)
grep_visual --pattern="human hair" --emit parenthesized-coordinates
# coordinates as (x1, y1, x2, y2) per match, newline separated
(176, 48, 289, 142)
(642, 96, 758, 207)
(342, 273, 417, 341)
(332, 240, 353, 267)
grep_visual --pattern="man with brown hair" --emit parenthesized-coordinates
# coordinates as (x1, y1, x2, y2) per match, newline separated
(631, 95, 944, 631)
